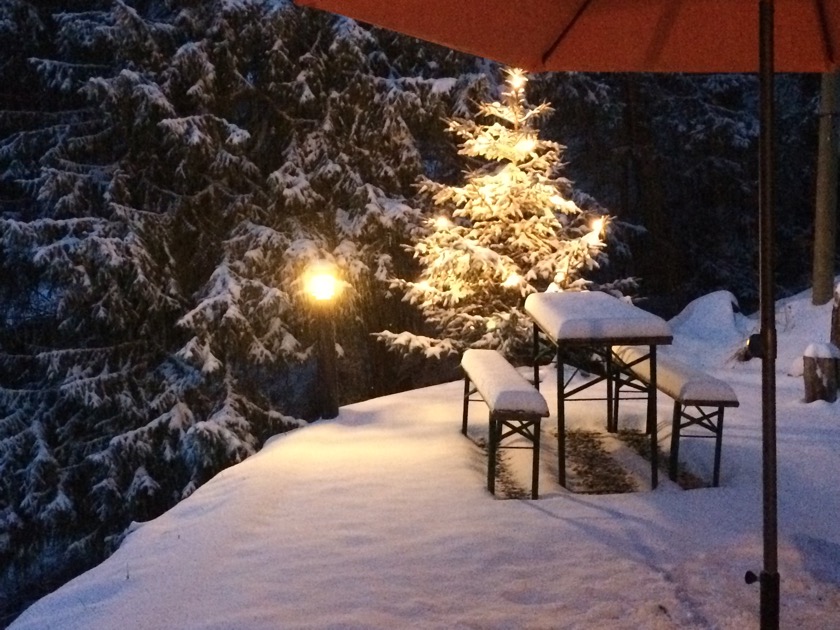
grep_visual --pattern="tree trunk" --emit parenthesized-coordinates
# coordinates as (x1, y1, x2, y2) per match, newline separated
(803, 347, 838, 403)
(803, 357, 838, 403)
(832, 286, 840, 348)
(812, 72, 840, 306)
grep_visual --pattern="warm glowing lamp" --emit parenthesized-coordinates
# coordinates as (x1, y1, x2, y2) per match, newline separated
(304, 262, 340, 419)
(502, 272, 521, 288)
(306, 270, 338, 301)
(591, 217, 605, 234)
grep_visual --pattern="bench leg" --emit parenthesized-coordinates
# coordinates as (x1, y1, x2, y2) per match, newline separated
(489, 414, 542, 499)
(647, 345, 658, 489)
(670, 404, 726, 487)
(462, 376, 471, 435)
(669, 401, 681, 483)
(488, 413, 499, 495)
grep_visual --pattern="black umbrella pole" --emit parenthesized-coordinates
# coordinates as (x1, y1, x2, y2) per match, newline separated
(758, 1, 780, 628)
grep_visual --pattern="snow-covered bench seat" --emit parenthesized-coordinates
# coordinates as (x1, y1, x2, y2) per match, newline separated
(613, 346, 739, 487)
(461, 349, 549, 499)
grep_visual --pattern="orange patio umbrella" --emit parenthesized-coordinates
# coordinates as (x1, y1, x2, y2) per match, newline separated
(293, 0, 837, 74)
(292, 1, 839, 628)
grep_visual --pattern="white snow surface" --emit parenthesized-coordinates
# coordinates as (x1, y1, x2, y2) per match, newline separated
(461, 349, 549, 416)
(525, 291, 673, 342)
(11, 288, 840, 630)
(803, 342, 840, 359)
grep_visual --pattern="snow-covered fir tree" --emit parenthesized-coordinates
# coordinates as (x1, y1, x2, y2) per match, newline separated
(0, 0, 487, 618)
(382, 68, 623, 360)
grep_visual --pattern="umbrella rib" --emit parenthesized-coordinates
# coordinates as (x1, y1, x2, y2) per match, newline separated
(644, 2, 681, 71)
(541, 0, 595, 67)
(815, 0, 836, 66)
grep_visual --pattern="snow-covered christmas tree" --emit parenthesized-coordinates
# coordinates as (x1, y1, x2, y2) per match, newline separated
(382, 68, 612, 359)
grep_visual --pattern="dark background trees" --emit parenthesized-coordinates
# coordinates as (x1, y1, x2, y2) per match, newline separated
(533, 71, 823, 316)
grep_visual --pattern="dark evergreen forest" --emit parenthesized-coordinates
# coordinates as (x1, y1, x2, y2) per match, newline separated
(0, 0, 830, 624)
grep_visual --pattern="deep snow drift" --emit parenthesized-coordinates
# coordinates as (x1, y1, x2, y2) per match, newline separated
(11, 289, 840, 629)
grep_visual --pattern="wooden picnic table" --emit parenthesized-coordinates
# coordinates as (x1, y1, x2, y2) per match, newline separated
(524, 291, 673, 489)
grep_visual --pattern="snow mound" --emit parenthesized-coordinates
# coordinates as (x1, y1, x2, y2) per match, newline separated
(669, 290, 743, 343)
(665, 291, 747, 368)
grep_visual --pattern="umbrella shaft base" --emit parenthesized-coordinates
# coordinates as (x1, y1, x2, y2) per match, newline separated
(759, 571, 780, 630)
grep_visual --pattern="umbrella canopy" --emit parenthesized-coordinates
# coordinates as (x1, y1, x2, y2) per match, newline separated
(295, 0, 838, 74)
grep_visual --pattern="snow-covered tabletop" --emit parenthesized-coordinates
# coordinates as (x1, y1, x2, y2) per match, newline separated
(524, 291, 673, 344)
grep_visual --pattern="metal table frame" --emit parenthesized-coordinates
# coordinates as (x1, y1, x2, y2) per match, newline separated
(530, 323, 672, 490)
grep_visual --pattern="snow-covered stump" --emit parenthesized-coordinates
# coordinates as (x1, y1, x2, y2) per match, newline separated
(802, 343, 840, 403)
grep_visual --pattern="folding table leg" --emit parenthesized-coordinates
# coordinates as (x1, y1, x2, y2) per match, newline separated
(532, 419, 541, 500)
(556, 345, 566, 488)
(612, 373, 622, 431)
(713, 408, 724, 487)
(606, 350, 615, 433)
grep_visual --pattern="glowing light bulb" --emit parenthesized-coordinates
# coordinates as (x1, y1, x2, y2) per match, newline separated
(502, 272, 521, 288)
(509, 69, 527, 90)
(582, 218, 606, 246)
(515, 137, 536, 155)
(499, 168, 514, 185)
(434, 216, 452, 230)
(415, 280, 432, 292)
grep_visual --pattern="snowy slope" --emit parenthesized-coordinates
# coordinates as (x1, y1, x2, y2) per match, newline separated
(10, 289, 840, 629)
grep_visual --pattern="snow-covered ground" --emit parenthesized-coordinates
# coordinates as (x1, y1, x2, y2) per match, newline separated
(11, 289, 840, 629)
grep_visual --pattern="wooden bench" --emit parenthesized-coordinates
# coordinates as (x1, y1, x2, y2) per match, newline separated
(612, 346, 739, 487)
(461, 349, 549, 499)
